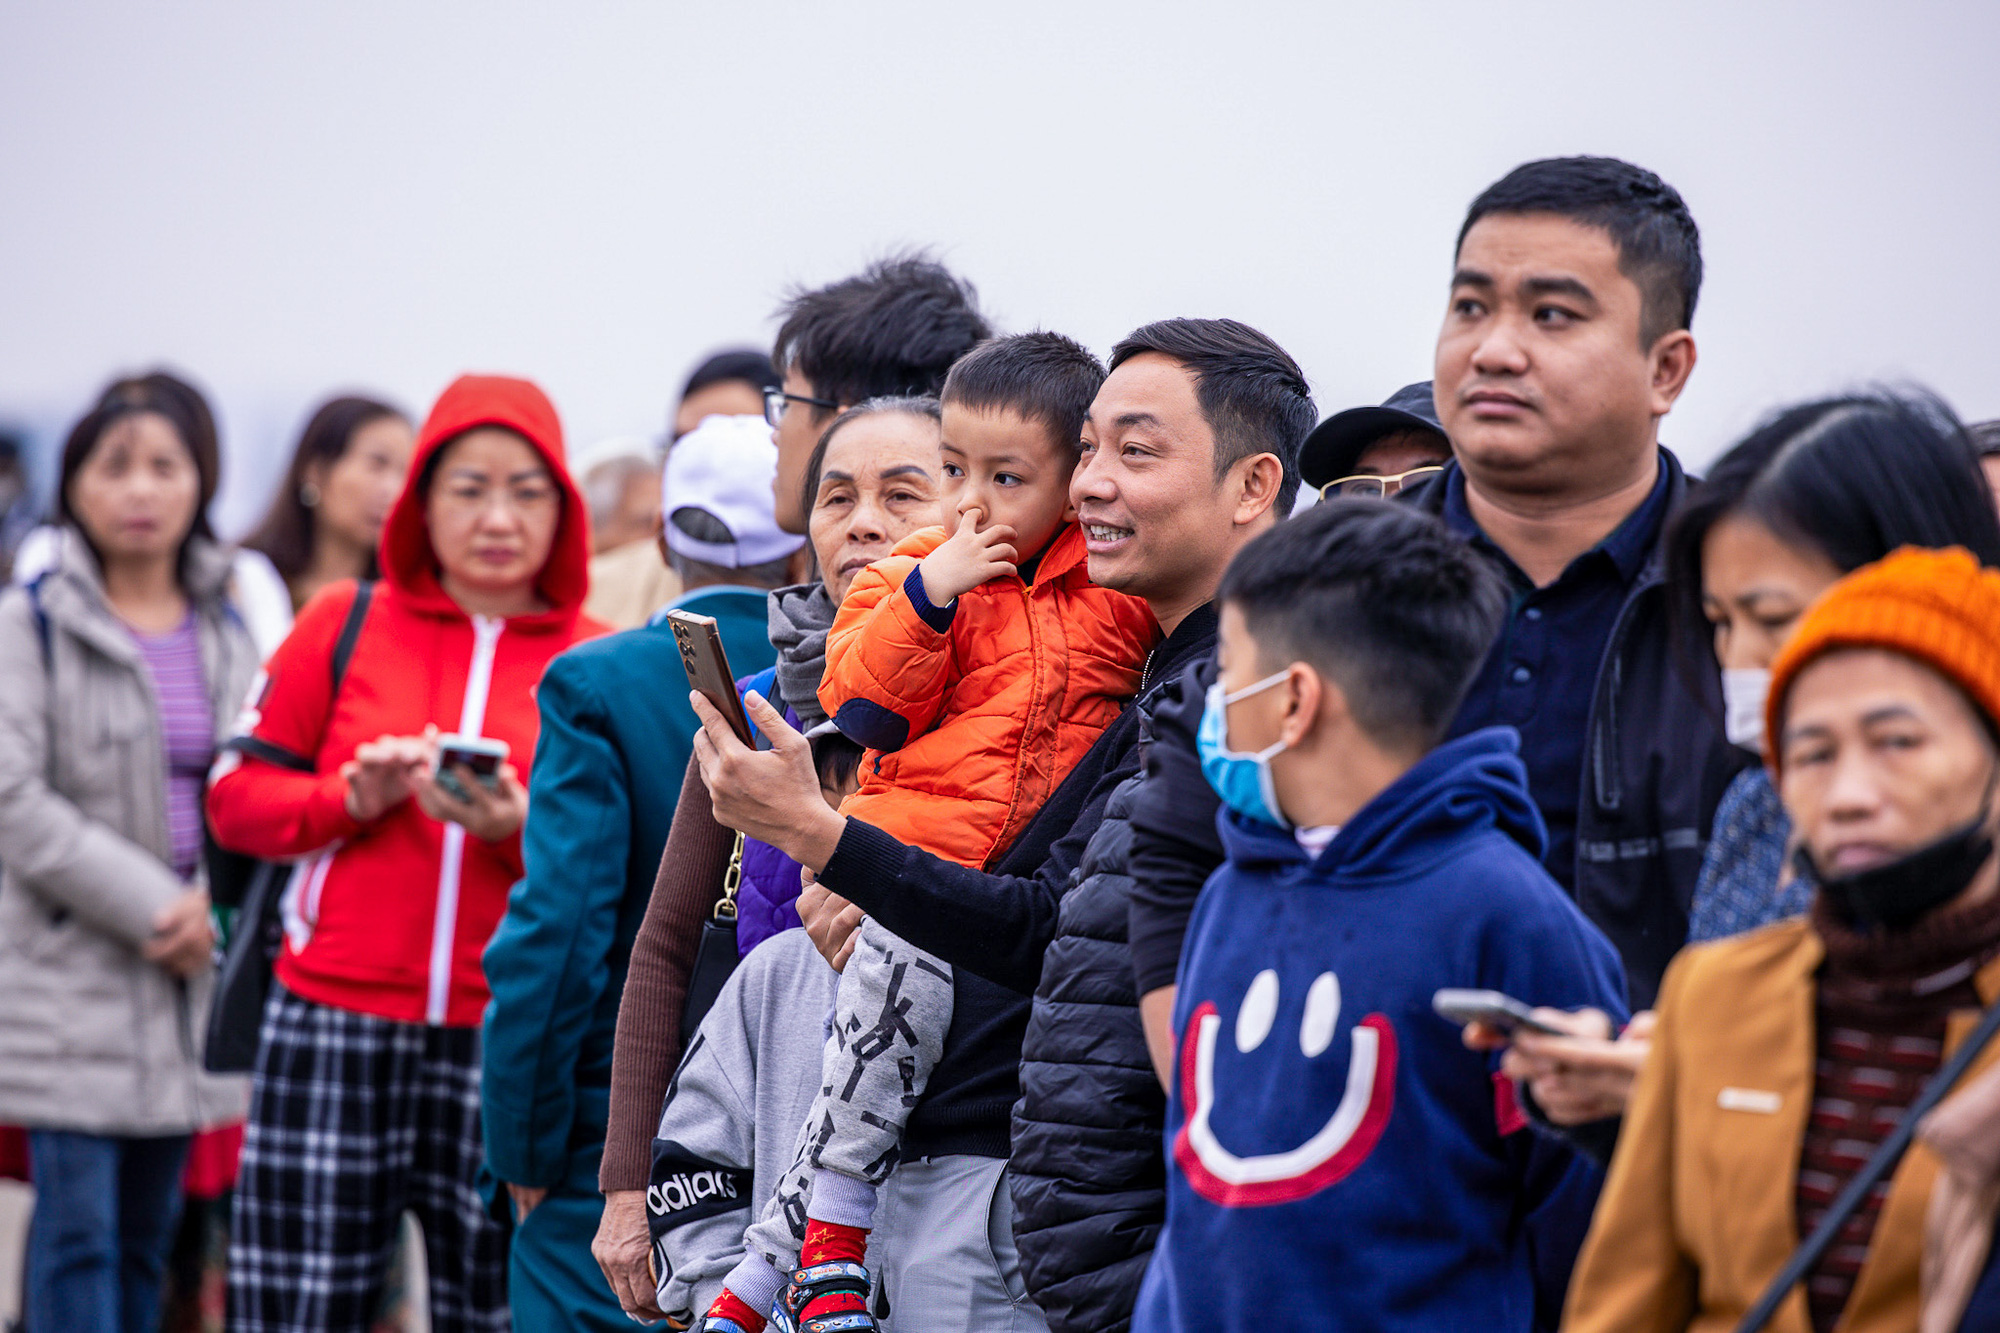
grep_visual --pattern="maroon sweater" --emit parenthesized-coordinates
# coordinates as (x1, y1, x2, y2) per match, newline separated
(1798, 888, 2000, 1331)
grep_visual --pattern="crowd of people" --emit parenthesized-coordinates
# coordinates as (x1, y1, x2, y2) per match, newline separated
(2, 151, 1999, 1333)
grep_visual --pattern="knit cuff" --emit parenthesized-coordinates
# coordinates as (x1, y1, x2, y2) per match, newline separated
(807, 1169, 880, 1229)
(904, 566, 956, 634)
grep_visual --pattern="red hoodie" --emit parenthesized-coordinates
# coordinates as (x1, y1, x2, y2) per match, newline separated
(208, 375, 608, 1026)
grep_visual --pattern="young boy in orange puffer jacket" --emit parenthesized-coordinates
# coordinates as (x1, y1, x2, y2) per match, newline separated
(704, 334, 1158, 1333)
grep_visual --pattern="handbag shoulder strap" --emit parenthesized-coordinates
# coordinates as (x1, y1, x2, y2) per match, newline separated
(1735, 993, 2000, 1333)
(712, 833, 744, 922)
(329, 579, 374, 691)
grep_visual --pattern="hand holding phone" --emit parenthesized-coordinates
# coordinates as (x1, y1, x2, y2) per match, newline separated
(432, 734, 510, 804)
(1432, 988, 1566, 1037)
(667, 610, 753, 747)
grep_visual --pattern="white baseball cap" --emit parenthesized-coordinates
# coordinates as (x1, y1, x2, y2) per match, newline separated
(662, 414, 806, 568)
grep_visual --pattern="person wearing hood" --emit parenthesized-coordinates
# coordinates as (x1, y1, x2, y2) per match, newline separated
(1135, 499, 1627, 1333)
(480, 412, 805, 1332)
(1565, 546, 2000, 1333)
(207, 374, 608, 1331)
(0, 376, 262, 1331)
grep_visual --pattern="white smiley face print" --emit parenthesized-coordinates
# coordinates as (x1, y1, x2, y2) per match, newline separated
(1173, 967, 1399, 1208)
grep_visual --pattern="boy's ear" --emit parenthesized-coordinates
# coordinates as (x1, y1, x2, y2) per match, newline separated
(1281, 663, 1327, 749)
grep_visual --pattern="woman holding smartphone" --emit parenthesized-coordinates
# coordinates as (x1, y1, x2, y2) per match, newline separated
(207, 374, 607, 1330)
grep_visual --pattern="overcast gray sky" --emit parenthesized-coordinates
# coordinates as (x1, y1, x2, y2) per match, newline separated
(3, 1, 1996, 534)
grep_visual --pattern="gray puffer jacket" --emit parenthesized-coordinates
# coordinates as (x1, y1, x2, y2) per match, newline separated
(0, 528, 262, 1134)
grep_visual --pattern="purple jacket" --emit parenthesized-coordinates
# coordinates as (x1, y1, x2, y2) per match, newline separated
(735, 666, 806, 956)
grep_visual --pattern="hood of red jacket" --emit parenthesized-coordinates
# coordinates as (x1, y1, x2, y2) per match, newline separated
(381, 374, 591, 622)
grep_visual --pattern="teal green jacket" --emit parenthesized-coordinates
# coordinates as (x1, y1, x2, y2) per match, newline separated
(481, 584, 776, 1189)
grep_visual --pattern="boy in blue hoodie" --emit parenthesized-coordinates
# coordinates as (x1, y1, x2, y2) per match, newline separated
(1135, 499, 1628, 1333)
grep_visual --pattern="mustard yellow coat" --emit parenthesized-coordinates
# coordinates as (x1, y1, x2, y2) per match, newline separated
(1564, 916, 2000, 1333)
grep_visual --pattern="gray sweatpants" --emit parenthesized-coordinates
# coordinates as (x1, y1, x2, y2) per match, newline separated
(743, 915, 954, 1270)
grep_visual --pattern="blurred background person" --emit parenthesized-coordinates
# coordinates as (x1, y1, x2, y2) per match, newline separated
(207, 374, 606, 1332)
(0, 428, 35, 582)
(11, 370, 293, 656)
(1565, 546, 2000, 1333)
(585, 349, 781, 631)
(482, 411, 805, 1332)
(241, 394, 415, 613)
(1973, 419, 2000, 518)
(0, 375, 262, 1332)
(673, 348, 780, 442)
(1295, 380, 1453, 500)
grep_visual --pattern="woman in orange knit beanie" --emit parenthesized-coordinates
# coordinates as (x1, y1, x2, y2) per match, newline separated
(1566, 545, 2000, 1333)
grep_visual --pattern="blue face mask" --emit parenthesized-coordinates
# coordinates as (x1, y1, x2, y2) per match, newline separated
(1196, 669, 1293, 829)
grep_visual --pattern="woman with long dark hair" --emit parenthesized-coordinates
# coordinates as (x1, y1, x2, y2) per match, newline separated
(241, 394, 414, 611)
(0, 375, 263, 1330)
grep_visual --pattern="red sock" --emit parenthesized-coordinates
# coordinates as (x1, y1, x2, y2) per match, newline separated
(798, 1219, 870, 1319)
(706, 1288, 766, 1332)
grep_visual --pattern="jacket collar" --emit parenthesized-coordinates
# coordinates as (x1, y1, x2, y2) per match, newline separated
(36, 526, 235, 662)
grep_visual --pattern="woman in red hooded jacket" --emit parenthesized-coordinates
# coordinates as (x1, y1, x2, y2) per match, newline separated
(208, 374, 607, 1331)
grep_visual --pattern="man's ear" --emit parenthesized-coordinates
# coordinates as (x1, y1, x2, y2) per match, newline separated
(1231, 453, 1286, 526)
(1647, 329, 1697, 417)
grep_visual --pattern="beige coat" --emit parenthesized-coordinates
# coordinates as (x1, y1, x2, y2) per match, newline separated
(1564, 916, 2000, 1333)
(0, 529, 262, 1134)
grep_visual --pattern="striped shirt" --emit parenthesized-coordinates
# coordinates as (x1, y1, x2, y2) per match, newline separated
(132, 615, 213, 879)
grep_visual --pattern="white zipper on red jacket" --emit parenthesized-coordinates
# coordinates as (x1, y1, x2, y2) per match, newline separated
(428, 614, 504, 1024)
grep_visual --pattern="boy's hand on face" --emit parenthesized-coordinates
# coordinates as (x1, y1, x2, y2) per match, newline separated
(919, 507, 1019, 606)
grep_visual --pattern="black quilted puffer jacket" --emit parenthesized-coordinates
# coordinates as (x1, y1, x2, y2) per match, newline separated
(1009, 658, 1209, 1333)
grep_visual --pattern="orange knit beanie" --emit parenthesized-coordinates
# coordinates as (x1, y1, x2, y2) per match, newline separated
(1766, 546, 2000, 769)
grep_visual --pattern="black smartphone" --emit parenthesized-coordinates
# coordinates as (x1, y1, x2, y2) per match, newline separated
(666, 610, 754, 747)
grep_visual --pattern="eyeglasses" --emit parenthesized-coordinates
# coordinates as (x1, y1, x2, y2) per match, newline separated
(763, 386, 842, 430)
(1319, 464, 1445, 501)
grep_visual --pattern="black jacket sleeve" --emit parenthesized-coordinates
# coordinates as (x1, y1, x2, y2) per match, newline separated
(819, 704, 1145, 996)
(1126, 658, 1224, 996)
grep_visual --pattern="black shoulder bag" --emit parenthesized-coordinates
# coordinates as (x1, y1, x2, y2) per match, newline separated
(202, 581, 374, 1074)
(678, 832, 744, 1049)
(1734, 992, 2000, 1333)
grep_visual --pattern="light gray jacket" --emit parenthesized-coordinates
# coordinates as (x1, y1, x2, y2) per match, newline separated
(0, 528, 262, 1134)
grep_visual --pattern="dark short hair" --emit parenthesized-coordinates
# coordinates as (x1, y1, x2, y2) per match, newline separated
(798, 395, 942, 522)
(56, 371, 221, 580)
(940, 331, 1105, 459)
(243, 394, 408, 583)
(1665, 389, 2000, 679)
(1108, 318, 1315, 515)
(1458, 156, 1702, 347)
(681, 348, 780, 401)
(1221, 498, 1507, 749)
(773, 253, 991, 420)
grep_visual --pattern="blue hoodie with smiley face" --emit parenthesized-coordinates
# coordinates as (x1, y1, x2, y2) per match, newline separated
(1136, 726, 1627, 1333)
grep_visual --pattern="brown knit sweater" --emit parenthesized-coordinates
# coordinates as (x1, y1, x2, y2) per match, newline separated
(600, 757, 737, 1191)
(1799, 887, 2000, 1331)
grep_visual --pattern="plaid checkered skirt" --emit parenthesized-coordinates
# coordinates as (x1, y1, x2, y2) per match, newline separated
(227, 984, 509, 1332)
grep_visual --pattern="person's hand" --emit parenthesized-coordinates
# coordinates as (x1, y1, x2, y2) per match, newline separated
(690, 691, 847, 871)
(340, 732, 432, 822)
(414, 759, 528, 843)
(1465, 1008, 1657, 1125)
(143, 887, 214, 978)
(593, 1188, 665, 1324)
(505, 1182, 548, 1226)
(918, 508, 1019, 606)
(798, 874, 862, 972)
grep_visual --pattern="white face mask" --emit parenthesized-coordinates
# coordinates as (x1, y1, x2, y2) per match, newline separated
(1721, 667, 1771, 752)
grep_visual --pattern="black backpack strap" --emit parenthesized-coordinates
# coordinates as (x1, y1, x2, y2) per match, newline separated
(330, 580, 374, 691)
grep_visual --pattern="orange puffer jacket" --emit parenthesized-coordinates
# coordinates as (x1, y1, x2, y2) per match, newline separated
(820, 522, 1158, 870)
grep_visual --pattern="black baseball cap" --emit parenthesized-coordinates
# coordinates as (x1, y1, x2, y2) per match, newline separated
(1298, 381, 1450, 491)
